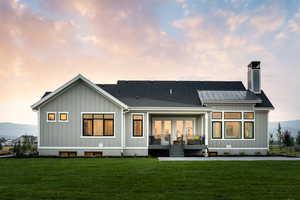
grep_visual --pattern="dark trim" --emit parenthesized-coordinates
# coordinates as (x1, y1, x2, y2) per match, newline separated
(212, 112, 222, 119)
(244, 121, 254, 139)
(132, 115, 143, 137)
(47, 113, 56, 121)
(224, 121, 242, 139)
(82, 114, 114, 136)
(212, 121, 222, 139)
(59, 113, 68, 121)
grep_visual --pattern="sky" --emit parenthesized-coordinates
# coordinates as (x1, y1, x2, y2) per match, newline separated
(0, 0, 300, 125)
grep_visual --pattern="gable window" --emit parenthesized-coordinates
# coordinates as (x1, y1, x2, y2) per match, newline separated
(59, 112, 69, 122)
(47, 112, 56, 122)
(82, 113, 114, 137)
(132, 114, 144, 137)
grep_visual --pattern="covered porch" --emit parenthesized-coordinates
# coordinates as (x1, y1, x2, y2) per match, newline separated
(148, 112, 208, 157)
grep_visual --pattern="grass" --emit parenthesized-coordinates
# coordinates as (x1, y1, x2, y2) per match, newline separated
(269, 145, 300, 157)
(1, 158, 300, 200)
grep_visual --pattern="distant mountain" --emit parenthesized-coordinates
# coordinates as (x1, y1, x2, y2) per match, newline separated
(0, 123, 37, 139)
(269, 120, 300, 138)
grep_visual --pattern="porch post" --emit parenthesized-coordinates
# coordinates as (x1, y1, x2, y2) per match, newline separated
(204, 112, 209, 157)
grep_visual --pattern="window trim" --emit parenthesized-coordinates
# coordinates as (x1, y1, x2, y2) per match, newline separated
(47, 112, 56, 122)
(80, 112, 116, 138)
(212, 121, 222, 139)
(244, 121, 255, 139)
(224, 121, 242, 139)
(131, 113, 145, 138)
(151, 117, 196, 139)
(211, 111, 255, 140)
(58, 112, 69, 122)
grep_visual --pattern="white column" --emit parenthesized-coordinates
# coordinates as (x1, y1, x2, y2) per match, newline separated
(205, 112, 209, 146)
(121, 109, 125, 154)
(204, 112, 209, 157)
(146, 112, 149, 148)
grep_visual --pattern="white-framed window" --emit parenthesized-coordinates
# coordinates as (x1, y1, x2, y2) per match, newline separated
(131, 113, 144, 138)
(47, 112, 56, 122)
(211, 111, 255, 140)
(58, 112, 69, 122)
(81, 112, 115, 138)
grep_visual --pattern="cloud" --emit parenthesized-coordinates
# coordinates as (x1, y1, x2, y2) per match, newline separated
(288, 19, 300, 32)
(0, 0, 300, 123)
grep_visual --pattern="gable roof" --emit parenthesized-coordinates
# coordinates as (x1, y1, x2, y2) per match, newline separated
(98, 81, 273, 108)
(38, 79, 274, 109)
(31, 74, 128, 111)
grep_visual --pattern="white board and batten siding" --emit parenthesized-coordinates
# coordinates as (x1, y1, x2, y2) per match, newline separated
(206, 104, 269, 155)
(39, 80, 123, 152)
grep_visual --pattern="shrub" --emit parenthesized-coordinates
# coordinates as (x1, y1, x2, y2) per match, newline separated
(255, 152, 261, 156)
(296, 131, 300, 145)
(282, 131, 294, 147)
(239, 152, 246, 156)
(223, 152, 231, 156)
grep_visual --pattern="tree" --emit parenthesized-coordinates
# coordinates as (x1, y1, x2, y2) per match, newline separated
(282, 130, 294, 147)
(0, 137, 6, 150)
(296, 131, 300, 146)
(269, 133, 274, 148)
(276, 123, 282, 146)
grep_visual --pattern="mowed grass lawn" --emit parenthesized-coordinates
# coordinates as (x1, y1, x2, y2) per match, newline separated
(1, 158, 300, 200)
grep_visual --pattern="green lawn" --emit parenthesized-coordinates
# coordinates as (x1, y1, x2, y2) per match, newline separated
(1, 158, 300, 200)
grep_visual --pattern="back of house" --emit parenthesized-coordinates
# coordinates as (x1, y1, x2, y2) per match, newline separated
(31, 61, 274, 157)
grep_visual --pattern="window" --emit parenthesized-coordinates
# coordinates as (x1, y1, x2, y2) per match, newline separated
(224, 121, 242, 139)
(212, 112, 222, 119)
(132, 114, 143, 137)
(59, 112, 68, 122)
(82, 113, 114, 136)
(212, 121, 222, 139)
(84, 152, 102, 157)
(224, 112, 242, 119)
(185, 120, 193, 139)
(47, 112, 56, 122)
(244, 112, 254, 119)
(59, 152, 77, 157)
(212, 111, 255, 140)
(244, 122, 254, 139)
(153, 120, 162, 138)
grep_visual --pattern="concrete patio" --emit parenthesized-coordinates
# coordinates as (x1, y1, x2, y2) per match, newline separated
(158, 156, 300, 161)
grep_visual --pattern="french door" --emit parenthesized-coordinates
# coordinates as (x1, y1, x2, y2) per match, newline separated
(152, 118, 195, 145)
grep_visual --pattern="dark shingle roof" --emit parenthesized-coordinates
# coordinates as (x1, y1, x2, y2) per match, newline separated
(41, 81, 273, 108)
(97, 81, 273, 108)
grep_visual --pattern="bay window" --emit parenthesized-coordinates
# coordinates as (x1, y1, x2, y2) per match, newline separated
(82, 113, 114, 136)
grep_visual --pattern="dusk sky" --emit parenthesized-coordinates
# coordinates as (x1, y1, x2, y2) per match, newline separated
(1, 0, 300, 125)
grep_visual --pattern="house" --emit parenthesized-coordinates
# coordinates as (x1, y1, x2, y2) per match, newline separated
(31, 61, 274, 157)
(13, 135, 38, 146)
